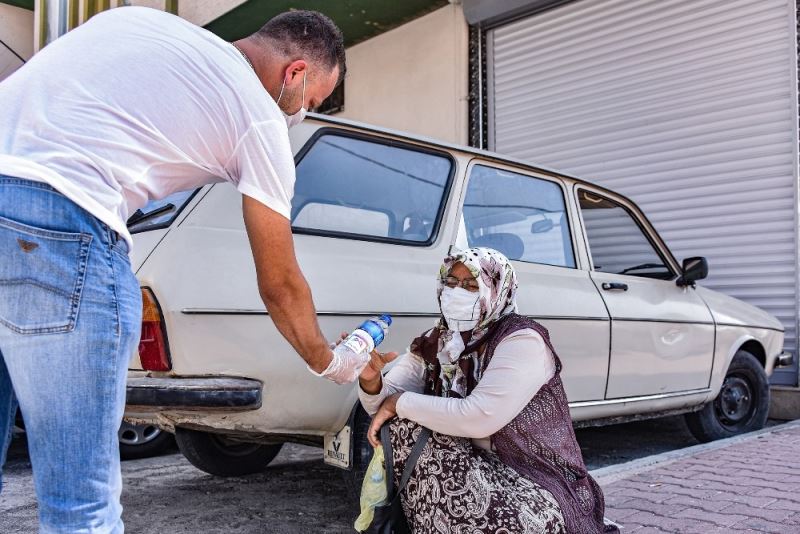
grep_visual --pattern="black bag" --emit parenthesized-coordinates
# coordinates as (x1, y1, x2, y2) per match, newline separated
(362, 423, 431, 534)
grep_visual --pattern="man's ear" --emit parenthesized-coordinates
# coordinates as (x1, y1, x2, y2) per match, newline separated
(285, 59, 308, 83)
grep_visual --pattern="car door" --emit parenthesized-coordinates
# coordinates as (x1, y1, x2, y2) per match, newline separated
(575, 186, 715, 399)
(454, 162, 610, 402)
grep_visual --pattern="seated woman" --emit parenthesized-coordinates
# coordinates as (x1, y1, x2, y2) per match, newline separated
(359, 247, 617, 534)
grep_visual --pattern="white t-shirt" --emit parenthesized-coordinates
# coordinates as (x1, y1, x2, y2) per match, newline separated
(0, 6, 295, 247)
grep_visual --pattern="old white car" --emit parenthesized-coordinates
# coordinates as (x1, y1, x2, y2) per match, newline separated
(124, 114, 791, 483)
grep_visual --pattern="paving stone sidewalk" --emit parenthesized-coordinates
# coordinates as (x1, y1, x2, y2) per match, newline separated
(593, 419, 800, 533)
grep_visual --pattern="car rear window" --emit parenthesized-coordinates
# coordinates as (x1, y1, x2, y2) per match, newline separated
(291, 132, 454, 245)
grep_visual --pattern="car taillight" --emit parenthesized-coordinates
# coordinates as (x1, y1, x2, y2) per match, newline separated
(139, 288, 171, 372)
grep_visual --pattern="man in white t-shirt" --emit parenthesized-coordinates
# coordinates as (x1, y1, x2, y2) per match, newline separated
(0, 7, 366, 532)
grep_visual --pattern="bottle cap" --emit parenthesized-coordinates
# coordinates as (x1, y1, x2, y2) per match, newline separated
(379, 314, 392, 326)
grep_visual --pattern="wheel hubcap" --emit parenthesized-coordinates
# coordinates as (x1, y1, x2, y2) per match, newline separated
(119, 421, 162, 446)
(715, 375, 754, 429)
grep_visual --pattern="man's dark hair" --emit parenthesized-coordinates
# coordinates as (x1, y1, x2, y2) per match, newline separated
(257, 10, 346, 85)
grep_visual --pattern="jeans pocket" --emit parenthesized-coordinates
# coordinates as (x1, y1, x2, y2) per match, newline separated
(0, 215, 92, 334)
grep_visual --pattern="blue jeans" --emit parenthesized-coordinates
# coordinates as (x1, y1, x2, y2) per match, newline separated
(0, 177, 141, 533)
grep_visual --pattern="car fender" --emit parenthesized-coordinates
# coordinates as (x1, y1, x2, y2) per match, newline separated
(707, 331, 766, 401)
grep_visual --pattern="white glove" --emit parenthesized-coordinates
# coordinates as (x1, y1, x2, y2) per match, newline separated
(308, 348, 370, 385)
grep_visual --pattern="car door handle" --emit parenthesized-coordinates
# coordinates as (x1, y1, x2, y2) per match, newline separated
(602, 282, 629, 292)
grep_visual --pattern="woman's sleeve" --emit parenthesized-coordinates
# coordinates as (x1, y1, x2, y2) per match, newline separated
(358, 352, 427, 416)
(394, 329, 555, 438)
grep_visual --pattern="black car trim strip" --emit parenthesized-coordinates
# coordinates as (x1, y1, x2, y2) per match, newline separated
(126, 377, 262, 409)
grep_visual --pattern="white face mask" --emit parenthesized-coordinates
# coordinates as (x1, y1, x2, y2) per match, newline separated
(277, 70, 307, 128)
(439, 286, 480, 332)
(284, 105, 307, 129)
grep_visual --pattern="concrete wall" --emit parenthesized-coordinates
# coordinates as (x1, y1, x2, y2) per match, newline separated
(178, 0, 247, 26)
(127, 0, 246, 26)
(0, 3, 33, 59)
(334, 4, 470, 145)
(0, 3, 34, 81)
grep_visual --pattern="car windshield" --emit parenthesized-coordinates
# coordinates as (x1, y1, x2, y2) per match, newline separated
(127, 189, 199, 233)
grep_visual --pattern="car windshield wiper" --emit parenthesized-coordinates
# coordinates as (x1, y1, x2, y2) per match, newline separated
(127, 203, 175, 227)
(618, 262, 666, 275)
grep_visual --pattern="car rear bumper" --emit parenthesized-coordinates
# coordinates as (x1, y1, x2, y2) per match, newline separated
(126, 376, 262, 410)
(775, 351, 794, 368)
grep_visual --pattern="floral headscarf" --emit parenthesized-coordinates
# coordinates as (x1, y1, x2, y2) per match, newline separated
(410, 247, 518, 398)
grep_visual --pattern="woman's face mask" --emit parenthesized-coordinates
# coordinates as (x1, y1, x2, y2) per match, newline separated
(440, 286, 480, 332)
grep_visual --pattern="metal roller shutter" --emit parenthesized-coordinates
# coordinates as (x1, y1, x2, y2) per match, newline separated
(489, 0, 799, 385)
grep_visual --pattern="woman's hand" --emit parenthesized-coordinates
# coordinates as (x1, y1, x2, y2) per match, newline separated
(367, 393, 402, 448)
(358, 348, 399, 393)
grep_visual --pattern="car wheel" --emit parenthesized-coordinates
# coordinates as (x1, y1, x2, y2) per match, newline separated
(119, 421, 175, 460)
(175, 427, 283, 477)
(685, 349, 770, 443)
(341, 405, 373, 504)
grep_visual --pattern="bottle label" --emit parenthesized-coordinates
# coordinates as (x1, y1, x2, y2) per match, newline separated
(342, 328, 376, 355)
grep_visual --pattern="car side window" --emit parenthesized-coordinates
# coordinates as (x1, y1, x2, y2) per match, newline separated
(291, 133, 453, 244)
(578, 189, 673, 280)
(462, 165, 575, 267)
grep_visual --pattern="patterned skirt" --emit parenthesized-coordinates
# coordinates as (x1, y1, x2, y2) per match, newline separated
(390, 418, 567, 534)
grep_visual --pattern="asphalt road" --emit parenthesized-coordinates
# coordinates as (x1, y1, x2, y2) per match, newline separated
(0, 415, 776, 533)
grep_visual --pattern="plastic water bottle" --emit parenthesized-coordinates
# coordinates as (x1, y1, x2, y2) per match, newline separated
(335, 314, 393, 359)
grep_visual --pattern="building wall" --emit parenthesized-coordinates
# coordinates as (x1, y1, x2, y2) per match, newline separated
(178, 0, 246, 26)
(127, 0, 246, 26)
(0, 3, 33, 58)
(334, 4, 470, 145)
(0, 3, 33, 81)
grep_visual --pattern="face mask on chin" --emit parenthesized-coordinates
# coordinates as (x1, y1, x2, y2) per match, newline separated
(277, 70, 307, 128)
(439, 286, 480, 332)
(284, 106, 307, 128)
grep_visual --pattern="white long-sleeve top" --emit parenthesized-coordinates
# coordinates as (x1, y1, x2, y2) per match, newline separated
(358, 328, 556, 451)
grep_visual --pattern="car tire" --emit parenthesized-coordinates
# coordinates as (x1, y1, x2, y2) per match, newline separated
(685, 349, 770, 443)
(119, 421, 175, 460)
(175, 427, 283, 477)
(341, 405, 373, 504)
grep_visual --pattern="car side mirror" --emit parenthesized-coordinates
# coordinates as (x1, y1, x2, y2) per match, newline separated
(676, 256, 708, 288)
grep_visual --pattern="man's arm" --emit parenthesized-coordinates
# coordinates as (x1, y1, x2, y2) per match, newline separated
(242, 194, 331, 373)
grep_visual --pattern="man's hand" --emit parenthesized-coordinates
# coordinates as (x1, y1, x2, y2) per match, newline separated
(367, 393, 402, 448)
(242, 195, 333, 374)
(316, 348, 371, 385)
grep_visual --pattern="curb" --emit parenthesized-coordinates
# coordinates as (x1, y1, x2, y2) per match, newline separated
(588, 418, 800, 486)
